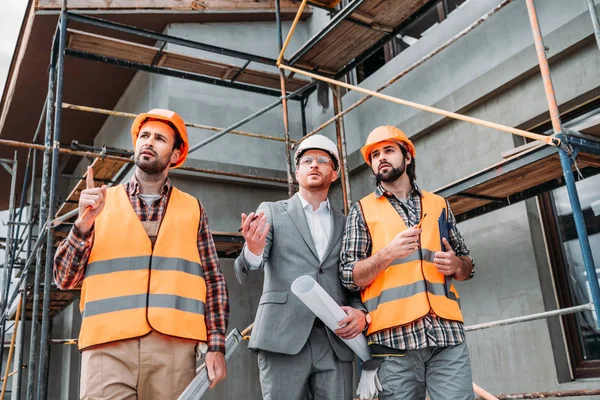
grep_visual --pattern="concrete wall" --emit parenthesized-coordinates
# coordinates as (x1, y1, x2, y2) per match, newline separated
(45, 0, 600, 398)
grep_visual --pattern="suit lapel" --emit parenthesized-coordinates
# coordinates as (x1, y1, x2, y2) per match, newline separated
(321, 205, 344, 263)
(283, 194, 319, 261)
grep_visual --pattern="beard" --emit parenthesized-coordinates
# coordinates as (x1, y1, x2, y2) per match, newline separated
(376, 158, 406, 183)
(135, 150, 171, 175)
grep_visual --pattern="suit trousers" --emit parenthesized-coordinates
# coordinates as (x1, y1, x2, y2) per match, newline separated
(79, 330, 196, 400)
(377, 341, 474, 400)
(257, 324, 353, 400)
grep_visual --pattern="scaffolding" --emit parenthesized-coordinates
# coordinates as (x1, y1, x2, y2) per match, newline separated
(0, 0, 599, 399)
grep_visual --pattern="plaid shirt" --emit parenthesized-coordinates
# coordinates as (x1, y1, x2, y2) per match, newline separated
(54, 175, 230, 353)
(340, 183, 473, 350)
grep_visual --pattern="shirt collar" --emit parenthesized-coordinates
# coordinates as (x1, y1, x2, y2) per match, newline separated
(297, 193, 330, 213)
(128, 173, 171, 197)
(375, 182, 422, 199)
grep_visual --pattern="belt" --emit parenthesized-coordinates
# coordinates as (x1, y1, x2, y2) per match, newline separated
(313, 318, 325, 329)
(369, 343, 406, 357)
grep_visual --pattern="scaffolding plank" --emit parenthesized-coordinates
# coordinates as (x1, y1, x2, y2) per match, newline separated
(66, 29, 308, 92)
(38, 0, 308, 11)
(289, 0, 431, 74)
(435, 143, 600, 220)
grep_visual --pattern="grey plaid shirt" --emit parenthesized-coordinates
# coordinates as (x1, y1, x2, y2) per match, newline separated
(339, 183, 473, 350)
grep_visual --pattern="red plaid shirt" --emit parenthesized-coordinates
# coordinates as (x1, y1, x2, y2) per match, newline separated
(53, 175, 229, 353)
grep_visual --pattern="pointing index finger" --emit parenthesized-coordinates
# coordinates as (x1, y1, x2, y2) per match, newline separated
(85, 166, 95, 190)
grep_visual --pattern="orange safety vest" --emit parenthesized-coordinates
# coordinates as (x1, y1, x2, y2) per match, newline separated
(359, 190, 463, 336)
(78, 185, 207, 350)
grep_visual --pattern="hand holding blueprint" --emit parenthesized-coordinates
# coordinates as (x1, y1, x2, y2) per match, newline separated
(291, 275, 371, 361)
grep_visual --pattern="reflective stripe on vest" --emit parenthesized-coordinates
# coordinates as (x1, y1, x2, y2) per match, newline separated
(79, 185, 207, 350)
(359, 190, 463, 336)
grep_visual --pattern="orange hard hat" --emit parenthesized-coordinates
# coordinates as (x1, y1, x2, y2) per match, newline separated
(131, 109, 188, 169)
(360, 126, 415, 166)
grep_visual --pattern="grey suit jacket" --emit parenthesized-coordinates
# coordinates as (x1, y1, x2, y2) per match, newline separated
(234, 194, 363, 362)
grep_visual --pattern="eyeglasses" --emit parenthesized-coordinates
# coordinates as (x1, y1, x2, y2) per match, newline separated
(298, 156, 332, 167)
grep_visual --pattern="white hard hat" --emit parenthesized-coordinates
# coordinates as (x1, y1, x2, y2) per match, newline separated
(294, 135, 340, 171)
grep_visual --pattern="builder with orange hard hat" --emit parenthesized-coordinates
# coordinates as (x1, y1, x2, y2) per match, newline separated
(53, 109, 230, 399)
(340, 126, 475, 400)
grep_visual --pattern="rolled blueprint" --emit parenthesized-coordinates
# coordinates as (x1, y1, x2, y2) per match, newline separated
(291, 275, 371, 361)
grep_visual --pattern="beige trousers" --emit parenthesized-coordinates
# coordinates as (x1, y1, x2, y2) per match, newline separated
(80, 330, 196, 400)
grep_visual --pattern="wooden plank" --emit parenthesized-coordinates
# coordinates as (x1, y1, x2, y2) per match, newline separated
(68, 29, 158, 65)
(67, 29, 308, 91)
(37, 0, 308, 11)
(292, 0, 431, 73)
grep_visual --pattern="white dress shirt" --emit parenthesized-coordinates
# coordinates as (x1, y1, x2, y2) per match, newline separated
(244, 194, 332, 268)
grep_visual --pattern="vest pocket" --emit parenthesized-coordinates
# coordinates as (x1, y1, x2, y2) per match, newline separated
(259, 291, 288, 304)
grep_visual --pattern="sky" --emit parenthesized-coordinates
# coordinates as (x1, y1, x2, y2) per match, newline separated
(0, 0, 29, 95)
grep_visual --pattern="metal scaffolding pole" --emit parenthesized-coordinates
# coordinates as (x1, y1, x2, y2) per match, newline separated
(332, 87, 351, 214)
(0, 153, 18, 380)
(2, 104, 45, 391)
(276, 0, 296, 198)
(464, 303, 594, 332)
(525, 0, 600, 327)
(0, 138, 290, 186)
(0, 153, 18, 317)
(15, 148, 37, 400)
(38, 10, 67, 399)
(61, 103, 289, 143)
(495, 388, 600, 399)
(27, 25, 59, 400)
(586, 0, 600, 53)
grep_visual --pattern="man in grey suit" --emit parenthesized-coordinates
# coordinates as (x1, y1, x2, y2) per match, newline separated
(234, 135, 367, 400)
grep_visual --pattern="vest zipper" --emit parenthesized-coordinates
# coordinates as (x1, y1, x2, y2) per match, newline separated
(145, 187, 173, 331)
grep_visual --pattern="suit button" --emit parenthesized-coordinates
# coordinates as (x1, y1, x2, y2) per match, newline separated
(318, 268, 324, 274)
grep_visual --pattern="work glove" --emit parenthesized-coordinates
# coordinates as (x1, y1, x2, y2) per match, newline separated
(356, 358, 384, 400)
(196, 341, 208, 360)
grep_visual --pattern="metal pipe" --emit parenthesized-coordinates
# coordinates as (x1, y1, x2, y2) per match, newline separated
(38, 13, 67, 398)
(525, 0, 562, 134)
(586, 0, 600, 54)
(187, 82, 315, 154)
(0, 153, 17, 316)
(276, 0, 295, 198)
(496, 389, 600, 399)
(62, 103, 290, 143)
(66, 12, 278, 66)
(473, 383, 499, 400)
(464, 303, 594, 332)
(48, 339, 77, 345)
(297, 0, 516, 144)
(333, 87, 351, 214)
(0, 139, 290, 186)
(300, 98, 308, 136)
(281, 64, 560, 146)
(276, 0, 309, 66)
(27, 25, 59, 400)
(15, 149, 37, 400)
(0, 153, 18, 387)
(0, 292, 22, 400)
(525, 0, 600, 328)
